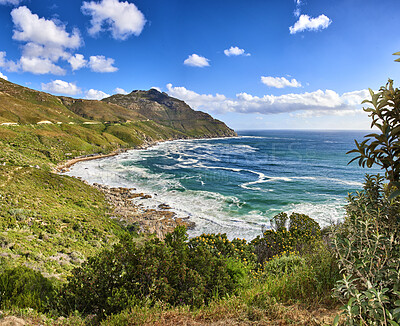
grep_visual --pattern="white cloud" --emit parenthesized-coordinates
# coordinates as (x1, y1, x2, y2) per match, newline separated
(81, 0, 146, 40)
(7, 6, 83, 75)
(166, 83, 370, 117)
(261, 76, 302, 88)
(21, 42, 70, 62)
(290, 14, 332, 34)
(68, 54, 87, 71)
(0, 72, 8, 80)
(85, 89, 110, 100)
(0, 0, 21, 5)
(0, 51, 19, 72)
(11, 6, 81, 61)
(41, 80, 81, 95)
(88, 55, 118, 72)
(114, 87, 128, 94)
(19, 56, 65, 75)
(294, 0, 302, 17)
(183, 54, 210, 67)
(224, 46, 250, 57)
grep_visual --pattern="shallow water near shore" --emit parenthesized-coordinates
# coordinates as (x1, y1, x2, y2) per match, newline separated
(65, 130, 380, 240)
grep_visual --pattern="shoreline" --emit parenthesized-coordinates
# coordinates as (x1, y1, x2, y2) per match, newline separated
(54, 135, 237, 238)
(54, 135, 239, 173)
(54, 149, 126, 173)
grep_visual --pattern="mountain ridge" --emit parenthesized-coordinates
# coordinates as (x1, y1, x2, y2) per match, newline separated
(0, 77, 237, 139)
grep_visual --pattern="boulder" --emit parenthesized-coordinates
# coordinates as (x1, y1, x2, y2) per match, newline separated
(0, 316, 26, 326)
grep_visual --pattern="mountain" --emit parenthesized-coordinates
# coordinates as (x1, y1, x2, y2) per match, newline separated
(0, 78, 236, 138)
(103, 89, 237, 138)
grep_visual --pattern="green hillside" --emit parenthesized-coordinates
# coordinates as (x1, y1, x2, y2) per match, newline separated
(0, 78, 237, 277)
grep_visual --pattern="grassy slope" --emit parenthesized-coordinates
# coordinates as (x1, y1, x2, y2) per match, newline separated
(0, 120, 188, 276)
(0, 79, 228, 277)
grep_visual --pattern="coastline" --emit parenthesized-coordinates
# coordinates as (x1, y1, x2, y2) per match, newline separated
(54, 149, 126, 173)
(54, 135, 239, 173)
(55, 135, 236, 238)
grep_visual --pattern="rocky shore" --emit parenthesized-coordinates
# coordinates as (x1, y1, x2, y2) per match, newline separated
(92, 183, 195, 239)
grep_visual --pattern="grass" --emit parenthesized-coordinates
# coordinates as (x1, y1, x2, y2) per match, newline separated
(0, 166, 127, 276)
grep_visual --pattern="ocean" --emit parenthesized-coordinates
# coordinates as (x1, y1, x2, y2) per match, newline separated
(64, 130, 380, 240)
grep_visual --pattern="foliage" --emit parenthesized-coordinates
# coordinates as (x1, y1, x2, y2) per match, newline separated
(0, 266, 55, 312)
(333, 174, 400, 325)
(188, 233, 256, 267)
(251, 212, 322, 266)
(335, 80, 400, 324)
(57, 227, 250, 319)
(347, 79, 400, 193)
(260, 247, 339, 306)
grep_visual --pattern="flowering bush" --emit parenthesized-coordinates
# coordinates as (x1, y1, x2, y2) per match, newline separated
(58, 227, 250, 318)
(251, 212, 322, 266)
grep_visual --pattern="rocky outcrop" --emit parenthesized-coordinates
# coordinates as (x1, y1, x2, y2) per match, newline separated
(93, 184, 195, 239)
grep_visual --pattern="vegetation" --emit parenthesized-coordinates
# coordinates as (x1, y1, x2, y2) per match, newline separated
(3, 77, 400, 325)
(333, 79, 400, 325)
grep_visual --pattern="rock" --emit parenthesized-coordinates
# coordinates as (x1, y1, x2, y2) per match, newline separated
(0, 316, 26, 326)
(158, 203, 171, 210)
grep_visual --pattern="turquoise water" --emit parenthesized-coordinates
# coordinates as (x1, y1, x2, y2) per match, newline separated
(66, 130, 380, 239)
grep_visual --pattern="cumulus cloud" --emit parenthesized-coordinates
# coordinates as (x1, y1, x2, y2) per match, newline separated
(0, 0, 21, 5)
(41, 80, 81, 95)
(166, 83, 369, 117)
(0, 51, 19, 72)
(290, 14, 332, 34)
(6, 6, 83, 75)
(85, 89, 110, 100)
(81, 0, 146, 40)
(114, 87, 128, 94)
(224, 46, 250, 57)
(11, 6, 81, 60)
(261, 76, 302, 88)
(68, 54, 87, 71)
(0, 72, 8, 80)
(19, 56, 65, 75)
(88, 55, 118, 72)
(183, 54, 210, 67)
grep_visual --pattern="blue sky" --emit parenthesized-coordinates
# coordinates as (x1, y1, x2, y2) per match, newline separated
(1, 0, 400, 130)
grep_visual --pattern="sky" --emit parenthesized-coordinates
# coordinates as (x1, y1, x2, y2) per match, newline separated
(1, 0, 400, 130)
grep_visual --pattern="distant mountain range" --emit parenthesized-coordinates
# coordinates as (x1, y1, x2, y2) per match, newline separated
(0, 78, 236, 139)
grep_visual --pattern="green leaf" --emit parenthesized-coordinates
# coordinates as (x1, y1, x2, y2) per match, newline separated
(388, 189, 400, 201)
(332, 314, 340, 326)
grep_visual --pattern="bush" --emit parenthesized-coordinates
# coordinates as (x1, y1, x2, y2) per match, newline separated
(333, 175, 400, 324)
(0, 266, 55, 312)
(334, 80, 400, 324)
(259, 247, 339, 306)
(58, 226, 251, 319)
(251, 212, 322, 266)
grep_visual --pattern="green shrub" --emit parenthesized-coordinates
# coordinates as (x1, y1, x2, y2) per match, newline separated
(58, 226, 250, 319)
(333, 175, 400, 325)
(251, 212, 322, 266)
(334, 78, 400, 324)
(263, 254, 304, 276)
(261, 247, 339, 306)
(0, 266, 55, 311)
